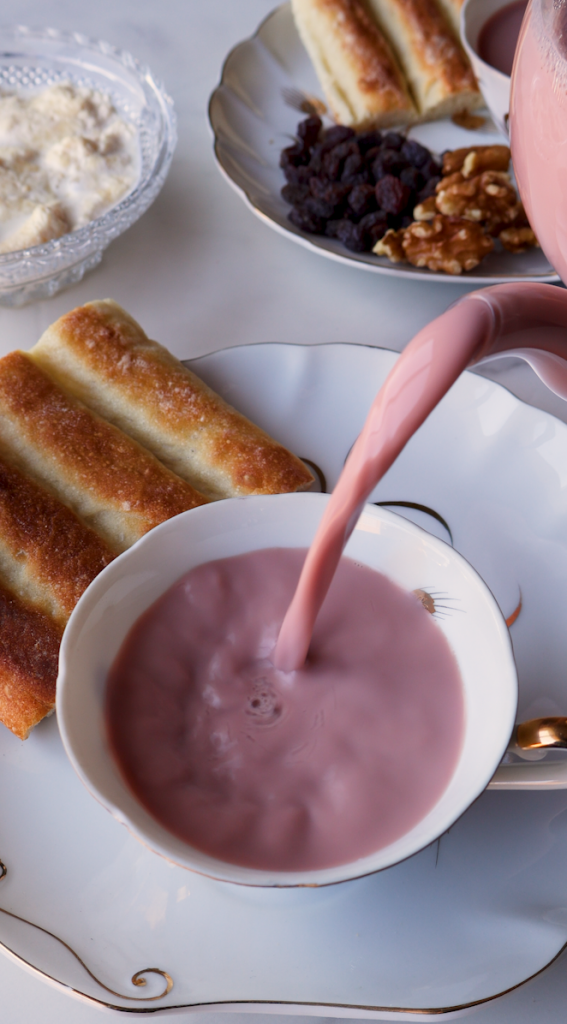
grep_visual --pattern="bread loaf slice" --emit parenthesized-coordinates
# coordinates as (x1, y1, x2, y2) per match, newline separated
(0, 580, 62, 739)
(0, 351, 209, 552)
(365, 0, 481, 120)
(291, 0, 417, 128)
(0, 453, 118, 739)
(31, 300, 314, 500)
(0, 452, 115, 625)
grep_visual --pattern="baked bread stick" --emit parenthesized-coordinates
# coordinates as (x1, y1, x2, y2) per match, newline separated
(31, 300, 314, 500)
(291, 0, 417, 128)
(435, 0, 466, 38)
(0, 580, 62, 739)
(365, 0, 481, 120)
(0, 452, 114, 625)
(0, 351, 209, 552)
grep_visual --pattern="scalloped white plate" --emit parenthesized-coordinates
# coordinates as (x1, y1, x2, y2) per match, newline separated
(1, 343, 567, 1018)
(209, 3, 558, 285)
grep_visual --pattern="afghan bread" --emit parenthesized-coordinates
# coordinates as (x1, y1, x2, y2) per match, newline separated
(0, 452, 114, 625)
(0, 351, 209, 553)
(291, 0, 416, 128)
(0, 580, 62, 739)
(435, 0, 466, 38)
(365, 0, 481, 120)
(31, 301, 314, 501)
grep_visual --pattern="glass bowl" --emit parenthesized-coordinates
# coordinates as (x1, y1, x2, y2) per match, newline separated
(0, 26, 177, 306)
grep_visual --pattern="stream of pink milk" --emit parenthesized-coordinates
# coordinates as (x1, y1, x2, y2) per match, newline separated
(274, 283, 567, 671)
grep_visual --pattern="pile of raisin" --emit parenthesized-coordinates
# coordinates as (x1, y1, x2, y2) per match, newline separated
(280, 116, 441, 253)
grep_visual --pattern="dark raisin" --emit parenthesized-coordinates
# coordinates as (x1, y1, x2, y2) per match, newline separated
(322, 140, 359, 180)
(341, 152, 366, 181)
(372, 148, 409, 180)
(310, 178, 351, 208)
(333, 140, 360, 160)
(303, 195, 335, 219)
(325, 219, 341, 237)
(321, 125, 356, 150)
(375, 174, 412, 215)
(335, 219, 367, 252)
(400, 166, 424, 192)
(364, 146, 381, 166)
(359, 210, 388, 245)
(279, 142, 308, 170)
(308, 143, 324, 172)
(288, 206, 325, 234)
(416, 177, 440, 203)
(401, 139, 432, 168)
(382, 132, 405, 151)
(336, 205, 358, 222)
(348, 183, 377, 216)
(345, 173, 370, 189)
(281, 183, 310, 205)
(356, 130, 383, 153)
(285, 163, 317, 185)
(400, 215, 413, 229)
(297, 116, 322, 148)
(421, 157, 442, 180)
(321, 151, 342, 181)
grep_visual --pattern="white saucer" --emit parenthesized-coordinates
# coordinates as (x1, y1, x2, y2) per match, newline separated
(1, 343, 567, 1018)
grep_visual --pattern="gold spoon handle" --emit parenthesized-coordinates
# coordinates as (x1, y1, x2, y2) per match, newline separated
(515, 717, 567, 750)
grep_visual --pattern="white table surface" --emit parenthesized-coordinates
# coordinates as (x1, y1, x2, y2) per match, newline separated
(1, 0, 566, 1020)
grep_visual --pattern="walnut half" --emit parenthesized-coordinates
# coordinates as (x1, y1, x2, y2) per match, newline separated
(435, 170, 520, 234)
(442, 145, 511, 177)
(374, 216, 494, 275)
(498, 225, 539, 253)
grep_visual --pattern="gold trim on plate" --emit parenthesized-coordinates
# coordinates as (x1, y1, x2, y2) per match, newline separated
(0, 849, 565, 1014)
(0, 858, 172, 1002)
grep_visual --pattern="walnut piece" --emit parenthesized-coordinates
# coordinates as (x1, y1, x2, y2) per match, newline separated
(374, 144, 534, 274)
(413, 195, 437, 221)
(498, 225, 539, 253)
(373, 229, 406, 263)
(442, 145, 510, 177)
(435, 170, 520, 233)
(373, 215, 494, 275)
(451, 110, 486, 131)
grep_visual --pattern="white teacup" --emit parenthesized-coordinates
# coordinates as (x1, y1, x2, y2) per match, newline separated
(461, 0, 518, 136)
(57, 493, 525, 886)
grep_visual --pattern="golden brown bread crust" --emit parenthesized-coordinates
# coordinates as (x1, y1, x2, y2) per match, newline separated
(0, 453, 115, 624)
(0, 351, 209, 552)
(291, 0, 416, 127)
(31, 301, 314, 500)
(363, 0, 481, 119)
(0, 581, 62, 739)
(435, 0, 465, 38)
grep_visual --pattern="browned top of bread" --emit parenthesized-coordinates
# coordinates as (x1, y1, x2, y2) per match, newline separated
(33, 301, 314, 499)
(0, 581, 62, 739)
(321, 0, 412, 102)
(404, 0, 476, 89)
(369, 0, 478, 99)
(435, 0, 465, 35)
(292, 0, 415, 125)
(0, 351, 209, 550)
(0, 454, 115, 623)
